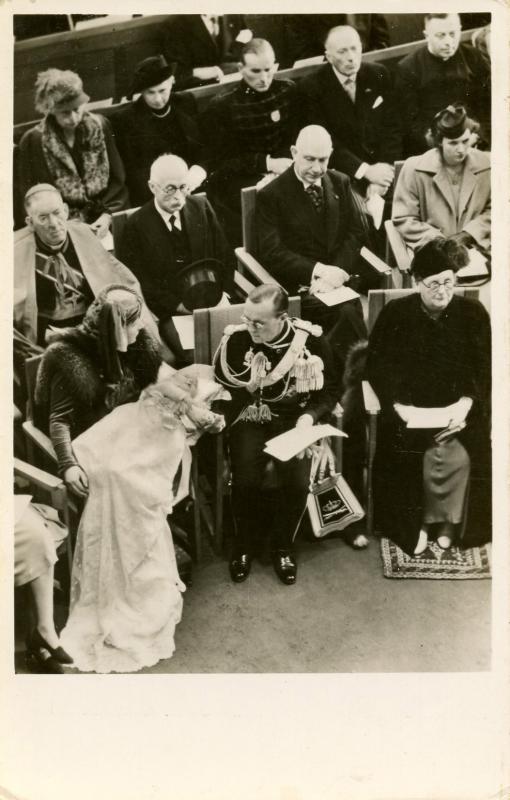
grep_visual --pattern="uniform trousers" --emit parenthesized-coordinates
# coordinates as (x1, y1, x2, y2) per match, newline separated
(228, 416, 311, 556)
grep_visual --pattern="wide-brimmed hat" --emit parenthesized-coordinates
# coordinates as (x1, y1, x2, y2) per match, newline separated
(177, 258, 224, 311)
(131, 55, 176, 94)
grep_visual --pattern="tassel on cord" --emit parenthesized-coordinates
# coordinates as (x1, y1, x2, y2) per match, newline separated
(246, 351, 270, 393)
(290, 349, 324, 393)
(238, 401, 272, 423)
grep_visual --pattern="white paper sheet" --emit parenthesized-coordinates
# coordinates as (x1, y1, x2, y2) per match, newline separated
(172, 316, 195, 351)
(314, 285, 360, 306)
(264, 423, 347, 462)
(360, 246, 391, 274)
(405, 405, 456, 429)
(457, 248, 489, 279)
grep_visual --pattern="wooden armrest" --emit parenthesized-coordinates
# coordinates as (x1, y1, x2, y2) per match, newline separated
(384, 220, 412, 273)
(235, 247, 281, 287)
(234, 270, 256, 297)
(14, 457, 64, 490)
(360, 246, 392, 276)
(22, 420, 58, 462)
(362, 381, 381, 415)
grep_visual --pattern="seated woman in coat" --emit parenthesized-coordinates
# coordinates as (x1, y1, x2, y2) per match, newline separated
(35, 284, 225, 672)
(392, 105, 490, 256)
(367, 238, 491, 555)
(18, 69, 128, 238)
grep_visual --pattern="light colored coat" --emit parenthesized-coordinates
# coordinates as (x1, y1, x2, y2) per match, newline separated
(392, 148, 491, 252)
(14, 220, 160, 345)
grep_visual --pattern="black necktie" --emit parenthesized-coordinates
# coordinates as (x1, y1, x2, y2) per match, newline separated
(306, 184, 324, 212)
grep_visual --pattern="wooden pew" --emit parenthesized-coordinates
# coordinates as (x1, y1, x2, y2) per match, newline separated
(14, 15, 172, 126)
(177, 27, 478, 113)
(13, 25, 478, 135)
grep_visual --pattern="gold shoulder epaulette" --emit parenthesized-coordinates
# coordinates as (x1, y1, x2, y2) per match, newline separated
(292, 317, 323, 337)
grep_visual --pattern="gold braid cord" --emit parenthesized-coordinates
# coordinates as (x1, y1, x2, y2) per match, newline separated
(214, 318, 324, 423)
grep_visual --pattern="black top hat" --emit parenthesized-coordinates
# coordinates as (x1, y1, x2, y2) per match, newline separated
(131, 55, 176, 94)
(177, 258, 224, 311)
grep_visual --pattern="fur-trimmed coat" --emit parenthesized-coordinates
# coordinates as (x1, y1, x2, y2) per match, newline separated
(35, 329, 161, 472)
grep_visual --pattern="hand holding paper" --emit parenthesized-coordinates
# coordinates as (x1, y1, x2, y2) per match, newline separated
(264, 423, 346, 462)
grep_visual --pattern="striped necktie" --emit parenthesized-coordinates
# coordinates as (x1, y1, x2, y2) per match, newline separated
(343, 76, 356, 102)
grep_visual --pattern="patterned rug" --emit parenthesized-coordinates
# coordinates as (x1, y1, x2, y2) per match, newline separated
(381, 537, 492, 580)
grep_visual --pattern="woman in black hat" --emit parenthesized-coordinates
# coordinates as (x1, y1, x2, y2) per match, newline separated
(367, 237, 491, 556)
(110, 55, 207, 206)
(18, 69, 128, 238)
(392, 104, 491, 256)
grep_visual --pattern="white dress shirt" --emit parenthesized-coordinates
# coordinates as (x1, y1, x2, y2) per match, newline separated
(154, 199, 182, 231)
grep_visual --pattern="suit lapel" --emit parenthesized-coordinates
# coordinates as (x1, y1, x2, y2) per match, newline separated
(322, 173, 340, 253)
(323, 66, 356, 121)
(457, 159, 478, 219)
(285, 170, 324, 241)
(195, 17, 218, 61)
(354, 66, 376, 117)
(433, 168, 458, 219)
(181, 198, 203, 261)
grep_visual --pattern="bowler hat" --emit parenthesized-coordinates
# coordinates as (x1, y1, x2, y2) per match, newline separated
(177, 258, 224, 311)
(131, 55, 176, 94)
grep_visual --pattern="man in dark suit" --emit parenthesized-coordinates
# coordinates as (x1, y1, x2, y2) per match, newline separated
(202, 37, 303, 246)
(110, 55, 207, 207)
(164, 14, 251, 90)
(287, 14, 389, 62)
(395, 13, 491, 156)
(117, 154, 235, 359)
(256, 125, 368, 378)
(298, 25, 401, 199)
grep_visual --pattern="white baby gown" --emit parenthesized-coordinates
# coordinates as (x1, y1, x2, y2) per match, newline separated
(60, 382, 193, 673)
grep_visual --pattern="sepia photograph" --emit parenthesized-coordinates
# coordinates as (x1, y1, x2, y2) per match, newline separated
(3, 3, 509, 799)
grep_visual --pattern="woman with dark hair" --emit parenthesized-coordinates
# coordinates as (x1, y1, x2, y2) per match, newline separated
(18, 69, 128, 238)
(367, 238, 491, 555)
(36, 284, 226, 671)
(392, 104, 491, 255)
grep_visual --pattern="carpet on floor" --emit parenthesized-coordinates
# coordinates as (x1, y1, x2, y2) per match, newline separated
(381, 537, 492, 580)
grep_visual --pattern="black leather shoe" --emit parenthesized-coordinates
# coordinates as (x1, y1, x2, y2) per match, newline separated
(229, 554, 251, 583)
(273, 551, 297, 585)
(29, 628, 74, 665)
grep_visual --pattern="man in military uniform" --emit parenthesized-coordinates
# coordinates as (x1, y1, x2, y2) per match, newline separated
(214, 284, 337, 585)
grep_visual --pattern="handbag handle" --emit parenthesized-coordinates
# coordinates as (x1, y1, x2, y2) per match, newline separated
(308, 438, 336, 489)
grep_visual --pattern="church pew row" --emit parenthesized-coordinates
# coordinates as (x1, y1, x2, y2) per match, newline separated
(13, 27, 477, 144)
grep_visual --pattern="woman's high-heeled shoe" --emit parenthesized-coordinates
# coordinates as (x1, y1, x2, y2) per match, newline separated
(29, 628, 74, 665)
(25, 649, 65, 674)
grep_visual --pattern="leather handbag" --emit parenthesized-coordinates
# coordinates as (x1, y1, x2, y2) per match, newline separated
(306, 448, 365, 538)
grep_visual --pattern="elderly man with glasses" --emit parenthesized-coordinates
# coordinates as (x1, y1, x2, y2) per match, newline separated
(118, 154, 235, 362)
(214, 283, 338, 585)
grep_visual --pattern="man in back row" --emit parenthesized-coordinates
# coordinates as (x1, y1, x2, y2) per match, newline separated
(203, 37, 303, 245)
(256, 125, 368, 378)
(395, 13, 491, 156)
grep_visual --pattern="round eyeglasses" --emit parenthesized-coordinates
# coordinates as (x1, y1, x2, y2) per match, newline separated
(154, 183, 191, 197)
(421, 278, 455, 292)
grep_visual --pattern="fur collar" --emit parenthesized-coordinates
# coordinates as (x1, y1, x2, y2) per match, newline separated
(35, 329, 161, 411)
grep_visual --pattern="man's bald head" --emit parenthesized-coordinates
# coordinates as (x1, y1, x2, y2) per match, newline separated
(325, 25, 362, 76)
(291, 125, 333, 184)
(149, 153, 190, 213)
(24, 184, 69, 248)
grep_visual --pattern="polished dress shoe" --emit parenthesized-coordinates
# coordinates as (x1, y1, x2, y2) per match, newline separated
(29, 628, 74, 665)
(229, 553, 251, 583)
(273, 551, 297, 585)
